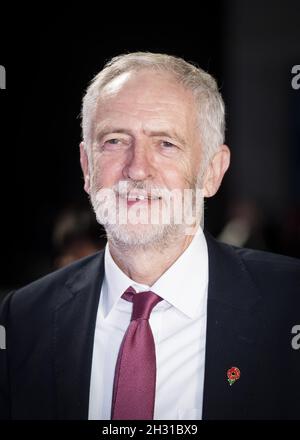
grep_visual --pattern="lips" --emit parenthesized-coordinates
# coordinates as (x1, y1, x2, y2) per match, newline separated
(126, 194, 162, 201)
(117, 190, 162, 202)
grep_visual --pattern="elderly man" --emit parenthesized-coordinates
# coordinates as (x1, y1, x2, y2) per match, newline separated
(0, 52, 299, 420)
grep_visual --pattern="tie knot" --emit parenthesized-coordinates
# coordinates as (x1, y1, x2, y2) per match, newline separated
(122, 286, 163, 321)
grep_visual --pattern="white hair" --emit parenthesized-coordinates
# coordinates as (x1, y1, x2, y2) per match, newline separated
(81, 52, 225, 164)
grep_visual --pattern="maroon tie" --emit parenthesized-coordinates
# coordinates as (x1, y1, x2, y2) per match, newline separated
(111, 286, 163, 420)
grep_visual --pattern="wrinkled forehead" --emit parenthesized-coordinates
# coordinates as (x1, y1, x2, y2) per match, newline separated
(93, 69, 198, 127)
(100, 69, 187, 96)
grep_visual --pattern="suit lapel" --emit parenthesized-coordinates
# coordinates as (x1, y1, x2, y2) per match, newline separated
(202, 231, 265, 419)
(53, 251, 105, 420)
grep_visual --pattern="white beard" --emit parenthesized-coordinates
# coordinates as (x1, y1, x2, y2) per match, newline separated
(89, 179, 204, 249)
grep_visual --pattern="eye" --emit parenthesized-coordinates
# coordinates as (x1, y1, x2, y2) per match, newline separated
(102, 138, 126, 150)
(161, 141, 176, 148)
(105, 138, 120, 145)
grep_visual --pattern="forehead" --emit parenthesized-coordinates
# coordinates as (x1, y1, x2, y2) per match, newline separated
(93, 70, 198, 130)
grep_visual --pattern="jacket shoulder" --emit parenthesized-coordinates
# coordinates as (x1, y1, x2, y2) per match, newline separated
(234, 245, 300, 267)
(228, 243, 300, 296)
(1, 250, 104, 317)
(234, 245, 300, 276)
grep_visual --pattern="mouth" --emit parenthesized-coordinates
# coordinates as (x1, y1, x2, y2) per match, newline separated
(119, 193, 162, 206)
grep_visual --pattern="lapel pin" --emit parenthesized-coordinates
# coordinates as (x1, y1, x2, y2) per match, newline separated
(227, 366, 240, 386)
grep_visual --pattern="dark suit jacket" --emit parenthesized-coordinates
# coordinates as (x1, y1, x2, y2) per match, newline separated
(1, 231, 300, 420)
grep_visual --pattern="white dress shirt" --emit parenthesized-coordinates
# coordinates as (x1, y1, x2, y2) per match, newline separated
(88, 227, 209, 420)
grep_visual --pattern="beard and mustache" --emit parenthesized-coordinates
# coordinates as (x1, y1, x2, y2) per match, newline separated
(89, 176, 204, 248)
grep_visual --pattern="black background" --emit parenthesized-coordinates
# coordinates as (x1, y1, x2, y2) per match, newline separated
(0, 2, 299, 290)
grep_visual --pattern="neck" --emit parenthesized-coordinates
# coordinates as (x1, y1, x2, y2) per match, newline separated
(108, 224, 200, 286)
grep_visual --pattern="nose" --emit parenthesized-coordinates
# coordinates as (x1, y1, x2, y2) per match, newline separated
(122, 144, 154, 181)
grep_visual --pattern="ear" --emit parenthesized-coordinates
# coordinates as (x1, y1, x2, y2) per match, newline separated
(79, 141, 91, 194)
(202, 144, 231, 197)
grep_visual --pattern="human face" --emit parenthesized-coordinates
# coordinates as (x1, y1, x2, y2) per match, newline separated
(81, 70, 205, 246)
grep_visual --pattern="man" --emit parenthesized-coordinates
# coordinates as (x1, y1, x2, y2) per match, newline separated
(0, 52, 299, 420)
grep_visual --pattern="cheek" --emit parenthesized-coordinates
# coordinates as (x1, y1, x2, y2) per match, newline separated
(167, 155, 195, 186)
(158, 163, 193, 190)
(92, 154, 125, 186)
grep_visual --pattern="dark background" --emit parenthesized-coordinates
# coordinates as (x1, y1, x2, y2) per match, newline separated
(0, 1, 299, 292)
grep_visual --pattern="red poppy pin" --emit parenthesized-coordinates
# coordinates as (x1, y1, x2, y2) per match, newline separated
(227, 367, 240, 386)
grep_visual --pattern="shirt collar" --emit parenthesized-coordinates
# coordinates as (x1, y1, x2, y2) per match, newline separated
(102, 227, 208, 319)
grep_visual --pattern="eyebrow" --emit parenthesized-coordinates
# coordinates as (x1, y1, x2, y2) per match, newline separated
(95, 125, 187, 147)
(143, 130, 187, 147)
(95, 126, 132, 140)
